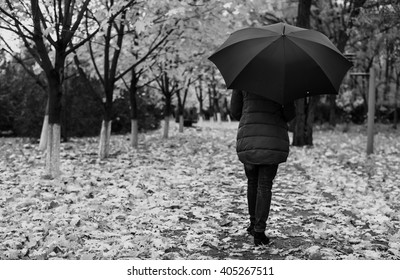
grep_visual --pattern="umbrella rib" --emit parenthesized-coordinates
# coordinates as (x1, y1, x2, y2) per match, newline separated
(212, 35, 281, 55)
(289, 30, 340, 52)
(228, 36, 282, 87)
(286, 36, 347, 91)
(286, 36, 350, 61)
(292, 37, 342, 55)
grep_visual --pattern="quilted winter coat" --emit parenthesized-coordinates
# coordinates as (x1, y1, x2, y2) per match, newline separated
(230, 90, 296, 165)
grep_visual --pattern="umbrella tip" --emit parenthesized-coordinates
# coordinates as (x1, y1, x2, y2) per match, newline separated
(282, 24, 286, 35)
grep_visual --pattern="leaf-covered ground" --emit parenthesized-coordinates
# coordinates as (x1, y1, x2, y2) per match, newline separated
(1, 122, 399, 260)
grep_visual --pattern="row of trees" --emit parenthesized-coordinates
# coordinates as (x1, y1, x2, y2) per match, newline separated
(1, 0, 400, 178)
(0, 59, 164, 138)
(0, 0, 224, 177)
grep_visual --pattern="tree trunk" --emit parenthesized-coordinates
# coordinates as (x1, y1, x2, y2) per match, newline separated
(296, 0, 311, 28)
(45, 71, 63, 178)
(39, 99, 49, 151)
(99, 120, 112, 159)
(131, 119, 139, 147)
(293, 0, 314, 146)
(179, 115, 184, 132)
(212, 86, 220, 122)
(293, 97, 317, 145)
(208, 87, 213, 121)
(163, 94, 171, 139)
(217, 112, 222, 123)
(305, 97, 317, 144)
(130, 70, 139, 148)
(176, 89, 184, 133)
(61, 73, 71, 143)
(223, 96, 229, 122)
(163, 116, 170, 138)
(293, 99, 306, 146)
(328, 95, 337, 126)
(199, 97, 204, 120)
(45, 123, 61, 178)
(394, 75, 399, 129)
(99, 101, 112, 159)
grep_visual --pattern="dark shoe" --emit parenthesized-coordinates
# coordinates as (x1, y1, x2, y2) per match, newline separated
(254, 231, 270, 246)
(246, 224, 255, 236)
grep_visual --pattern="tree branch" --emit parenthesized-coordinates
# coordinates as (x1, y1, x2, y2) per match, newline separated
(38, 7, 57, 47)
(109, 11, 126, 85)
(115, 28, 174, 81)
(108, 0, 137, 22)
(65, 27, 99, 56)
(64, 0, 90, 44)
(1, 39, 47, 90)
(30, 0, 53, 71)
(0, 6, 35, 36)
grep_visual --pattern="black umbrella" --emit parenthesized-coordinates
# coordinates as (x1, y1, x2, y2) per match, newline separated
(208, 22, 353, 104)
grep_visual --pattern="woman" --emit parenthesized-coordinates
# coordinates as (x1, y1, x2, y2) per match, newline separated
(230, 89, 296, 246)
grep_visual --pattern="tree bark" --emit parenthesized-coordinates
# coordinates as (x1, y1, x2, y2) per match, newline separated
(179, 115, 184, 132)
(293, 0, 314, 146)
(62, 71, 71, 142)
(394, 74, 399, 129)
(99, 120, 112, 159)
(177, 79, 190, 132)
(129, 69, 139, 148)
(99, 100, 113, 159)
(195, 77, 205, 122)
(163, 116, 170, 139)
(176, 89, 184, 133)
(131, 120, 139, 146)
(208, 87, 213, 121)
(216, 112, 222, 123)
(328, 95, 337, 126)
(45, 70, 63, 177)
(293, 99, 306, 146)
(306, 97, 317, 144)
(45, 123, 61, 178)
(212, 84, 220, 122)
(39, 99, 49, 151)
(296, 0, 311, 28)
(163, 93, 172, 139)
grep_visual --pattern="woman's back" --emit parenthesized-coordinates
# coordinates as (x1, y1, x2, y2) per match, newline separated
(231, 90, 294, 165)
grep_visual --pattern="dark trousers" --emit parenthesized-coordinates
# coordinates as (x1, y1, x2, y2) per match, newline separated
(244, 164, 278, 233)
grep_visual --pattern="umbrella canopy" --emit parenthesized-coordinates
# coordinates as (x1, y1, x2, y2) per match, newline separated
(208, 22, 353, 104)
